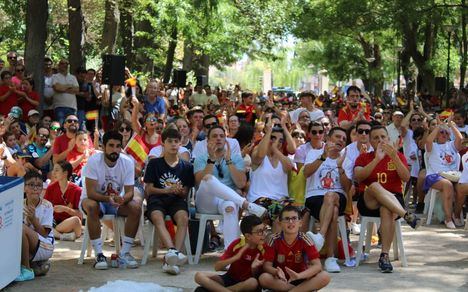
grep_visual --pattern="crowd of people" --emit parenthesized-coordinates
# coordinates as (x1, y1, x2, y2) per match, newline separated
(1, 50, 468, 291)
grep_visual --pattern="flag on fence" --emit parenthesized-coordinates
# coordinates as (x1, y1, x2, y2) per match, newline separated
(85, 110, 99, 121)
(124, 134, 149, 165)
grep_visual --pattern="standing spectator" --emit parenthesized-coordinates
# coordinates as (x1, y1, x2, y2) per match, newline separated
(144, 80, 166, 120)
(75, 67, 89, 129)
(204, 85, 220, 105)
(190, 85, 208, 107)
(80, 131, 141, 270)
(289, 91, 325, 124)
(236, 91, 259, 126)
(52, 59, 79, 124)
(5, 51, 18, 73)
(386, 111, 405, 146)
(0, 71, 18, 117)
(43, 57, 55, 118)
(12, 64, 26, 89)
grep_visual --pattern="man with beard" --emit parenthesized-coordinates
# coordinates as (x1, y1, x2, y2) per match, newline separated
(80, 131, 141, 269)
(337, 86, 371, 129)
(303, 127, 351, 273)
(52, 114, 79, 163)
(27, 126, 53, 180)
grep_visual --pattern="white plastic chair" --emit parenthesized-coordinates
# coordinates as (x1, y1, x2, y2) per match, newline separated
(141, 219, 193, 265)
(78, 214, 125, 264)
(308, 215, 350, 263)
(193, 213, 223, 264)
(355, 216, 407, 267)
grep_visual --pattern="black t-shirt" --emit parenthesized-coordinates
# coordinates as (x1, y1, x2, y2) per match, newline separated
(143, 157, 194, 203)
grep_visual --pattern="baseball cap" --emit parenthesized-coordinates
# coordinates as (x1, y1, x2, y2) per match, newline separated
(28, 109, 40, 117)
(393, 111, 404, 116)
(9, 106, 23, 119)
(16, 150, 32, 159)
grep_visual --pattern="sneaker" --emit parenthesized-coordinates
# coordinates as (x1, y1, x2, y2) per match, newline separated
(378, 253, 393, 273)
(306, 231, 324, 251)
(31, 260, 51, 276)
(59, 232, 76, 241)
(119, 253, 139, 269)
(445, 220, 456, 229)
(453, 217, 464, 227)
(404, 212, 421, 229)
(415, 202, 425, 214)
(177, 251, 187, 266)
(162, 263, 180, 275)
(165, 248, 179, 266)
(14, 266, 35, 282)
(94, 253, 109, 270)
(324, 257, 341, 273)
(247, 203, 267, 218)
(351, 223, 361, 235)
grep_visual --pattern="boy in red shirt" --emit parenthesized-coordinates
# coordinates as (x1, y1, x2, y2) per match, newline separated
(194, 215, 265, 292)
(259, 205, 330, 291)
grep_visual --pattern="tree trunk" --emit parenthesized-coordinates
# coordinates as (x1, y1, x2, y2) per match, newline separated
(101, 0, 119, 54)
(68, 0, 86, 73)
(163, 25, 178, 83)
(182, 41, 193, 72)
(119, 0, 134, 69)
(194, 53, 210, 80)
(133, 17, 154, 72)
(459, 0, 467, 88)
(25, 0, 49, 113)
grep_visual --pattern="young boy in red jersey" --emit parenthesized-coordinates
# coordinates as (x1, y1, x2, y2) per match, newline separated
(259, 205, 330, 292)
(194, 215, 265, 292)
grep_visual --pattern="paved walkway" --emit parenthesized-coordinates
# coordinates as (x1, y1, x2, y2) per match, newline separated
(5, 223, 468, 292)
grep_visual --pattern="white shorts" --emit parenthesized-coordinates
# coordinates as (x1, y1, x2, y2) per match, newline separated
(32, 234, 54, 262)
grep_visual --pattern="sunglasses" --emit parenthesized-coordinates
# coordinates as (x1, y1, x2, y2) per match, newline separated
(411, 118, 422, 122)
(322, 122, 330, 126)
(146, 117, 157, 123)
(439, 130, 449, 135)
(39, 134, 49, 139)
(311, 130, 324, 135)
(119, 127, 131, 132)
(66, 119, 78, 124)
(204, 122, 218, 129)
(357, 129, 370, 135)
(8, 56, 17, 60)
(281, 216, 299, 223)
(16, 69, 24, 72)
(215, 164, 224, 179)
(374, 115, 383, 119)
(50, 126, 60, 131)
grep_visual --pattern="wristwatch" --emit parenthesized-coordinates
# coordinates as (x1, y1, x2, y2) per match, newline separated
(226, 159, 233, 165)
(207, 158, 216, 164)
(318, 154, 326, 161)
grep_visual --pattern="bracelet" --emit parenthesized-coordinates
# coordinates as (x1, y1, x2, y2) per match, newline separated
(207, 158, 215, 164)
(226, 159, 233, 165)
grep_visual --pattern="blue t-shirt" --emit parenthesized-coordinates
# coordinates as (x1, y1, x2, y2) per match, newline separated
(194, 153, 245, 190)
(144, 96, 166, 116)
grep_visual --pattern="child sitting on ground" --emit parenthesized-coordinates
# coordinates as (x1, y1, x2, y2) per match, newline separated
(16, 170, 54, 281)
(259, 205, 330, 291)
(194, 215, 266, 292)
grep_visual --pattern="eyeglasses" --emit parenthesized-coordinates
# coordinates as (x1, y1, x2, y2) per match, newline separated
(215, 164, 224, 179)
(311, 130, 324, 135)
(271, 136, 284, 143)
(251, 228, 268, 236)
(146, 117, 157, 123)
(411, 118, 422, 122)
(357, 129, 370, 135)
(322, 122, 330, 126)
(204, 122, 218, 129)
(439, 130, 449, 135)
(281, 216, 299, 223)
(25, 183, 42, 190)
(8, 56, 17, 60)
(374, 115, 383, 119)
(38, 134, 49, 139)
(16, 68, 24, 72)
(119, 127, 131, 132)
(66, 119, 78, 124)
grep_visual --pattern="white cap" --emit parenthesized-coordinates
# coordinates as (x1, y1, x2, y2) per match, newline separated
(393, 111, 404, 116)
(28, 109, 40, 117)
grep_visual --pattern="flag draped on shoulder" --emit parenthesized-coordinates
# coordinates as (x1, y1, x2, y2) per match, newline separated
(124, 134, 149, 165)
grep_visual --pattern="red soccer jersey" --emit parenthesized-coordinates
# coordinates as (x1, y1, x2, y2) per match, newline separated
(18, 90, 40, 121)
(236, 104, 257, 124)
(43, 181, 81, 223)
(264, 232, 319, 279)
(0, 85, 18, 116)
(337, 104, 371, 124)
(354, 151, 408, 194)
(53, 133, 94, 156)
(220, 238, 264, 282)
(67, 147, 95, 176)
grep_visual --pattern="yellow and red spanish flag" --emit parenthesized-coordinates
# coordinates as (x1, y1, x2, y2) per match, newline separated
(85, 110, 99, 121)
(124, 134, 149, 165)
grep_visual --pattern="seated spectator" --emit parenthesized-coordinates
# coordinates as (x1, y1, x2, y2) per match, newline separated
(194, 126, 266, 248)
(175, 117, 194, 154)
(194, 215, 266, 291)
(337, 86, 371, 129)
(80, 131, 141, 270)
(11, 64, 26, 88)
(4, 130, 21, 155)
(9, 120, 28, 149)
(227, 114, 240, 138)
(131, 97, 162, 151)
(354, 125, 421, 273)
(294, 121, 326, 171)
(455, 152, 468, 222)
(44, 161, 82, 241)
(303, 127, 350, 273)
(7, 151, 32, 177)
(259, 206, 330, 292)
(144, 128, 194, 275)
(424, 118, 463, 228)
(16, 171, 54, 282)
(27, 126, 53, 181)
(248, 119, 294, 231)
(25, 110, 41, 142)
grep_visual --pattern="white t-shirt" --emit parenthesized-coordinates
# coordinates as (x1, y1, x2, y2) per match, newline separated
(459, 153, 468, 184)
(0, 142, 13, 176)
(304, 148, 345, 198)
(294, 142, 313, 164)
(148, 145, 190, 158)
(24, 198, 54, 240)
(450, 125, 468, 140)
(289, 107, 325, 123)
(80, 151, 135, 201)
(386, 123, 401, 146)
(44, 75, 55, 110)
(341, 142, 373, 180)
(248, 156, 289, 202)
(402, 129, 420, 177)
(191, 137, 241, 159)
(425, 141, 460, 176)
(52, 73, 79, 110)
